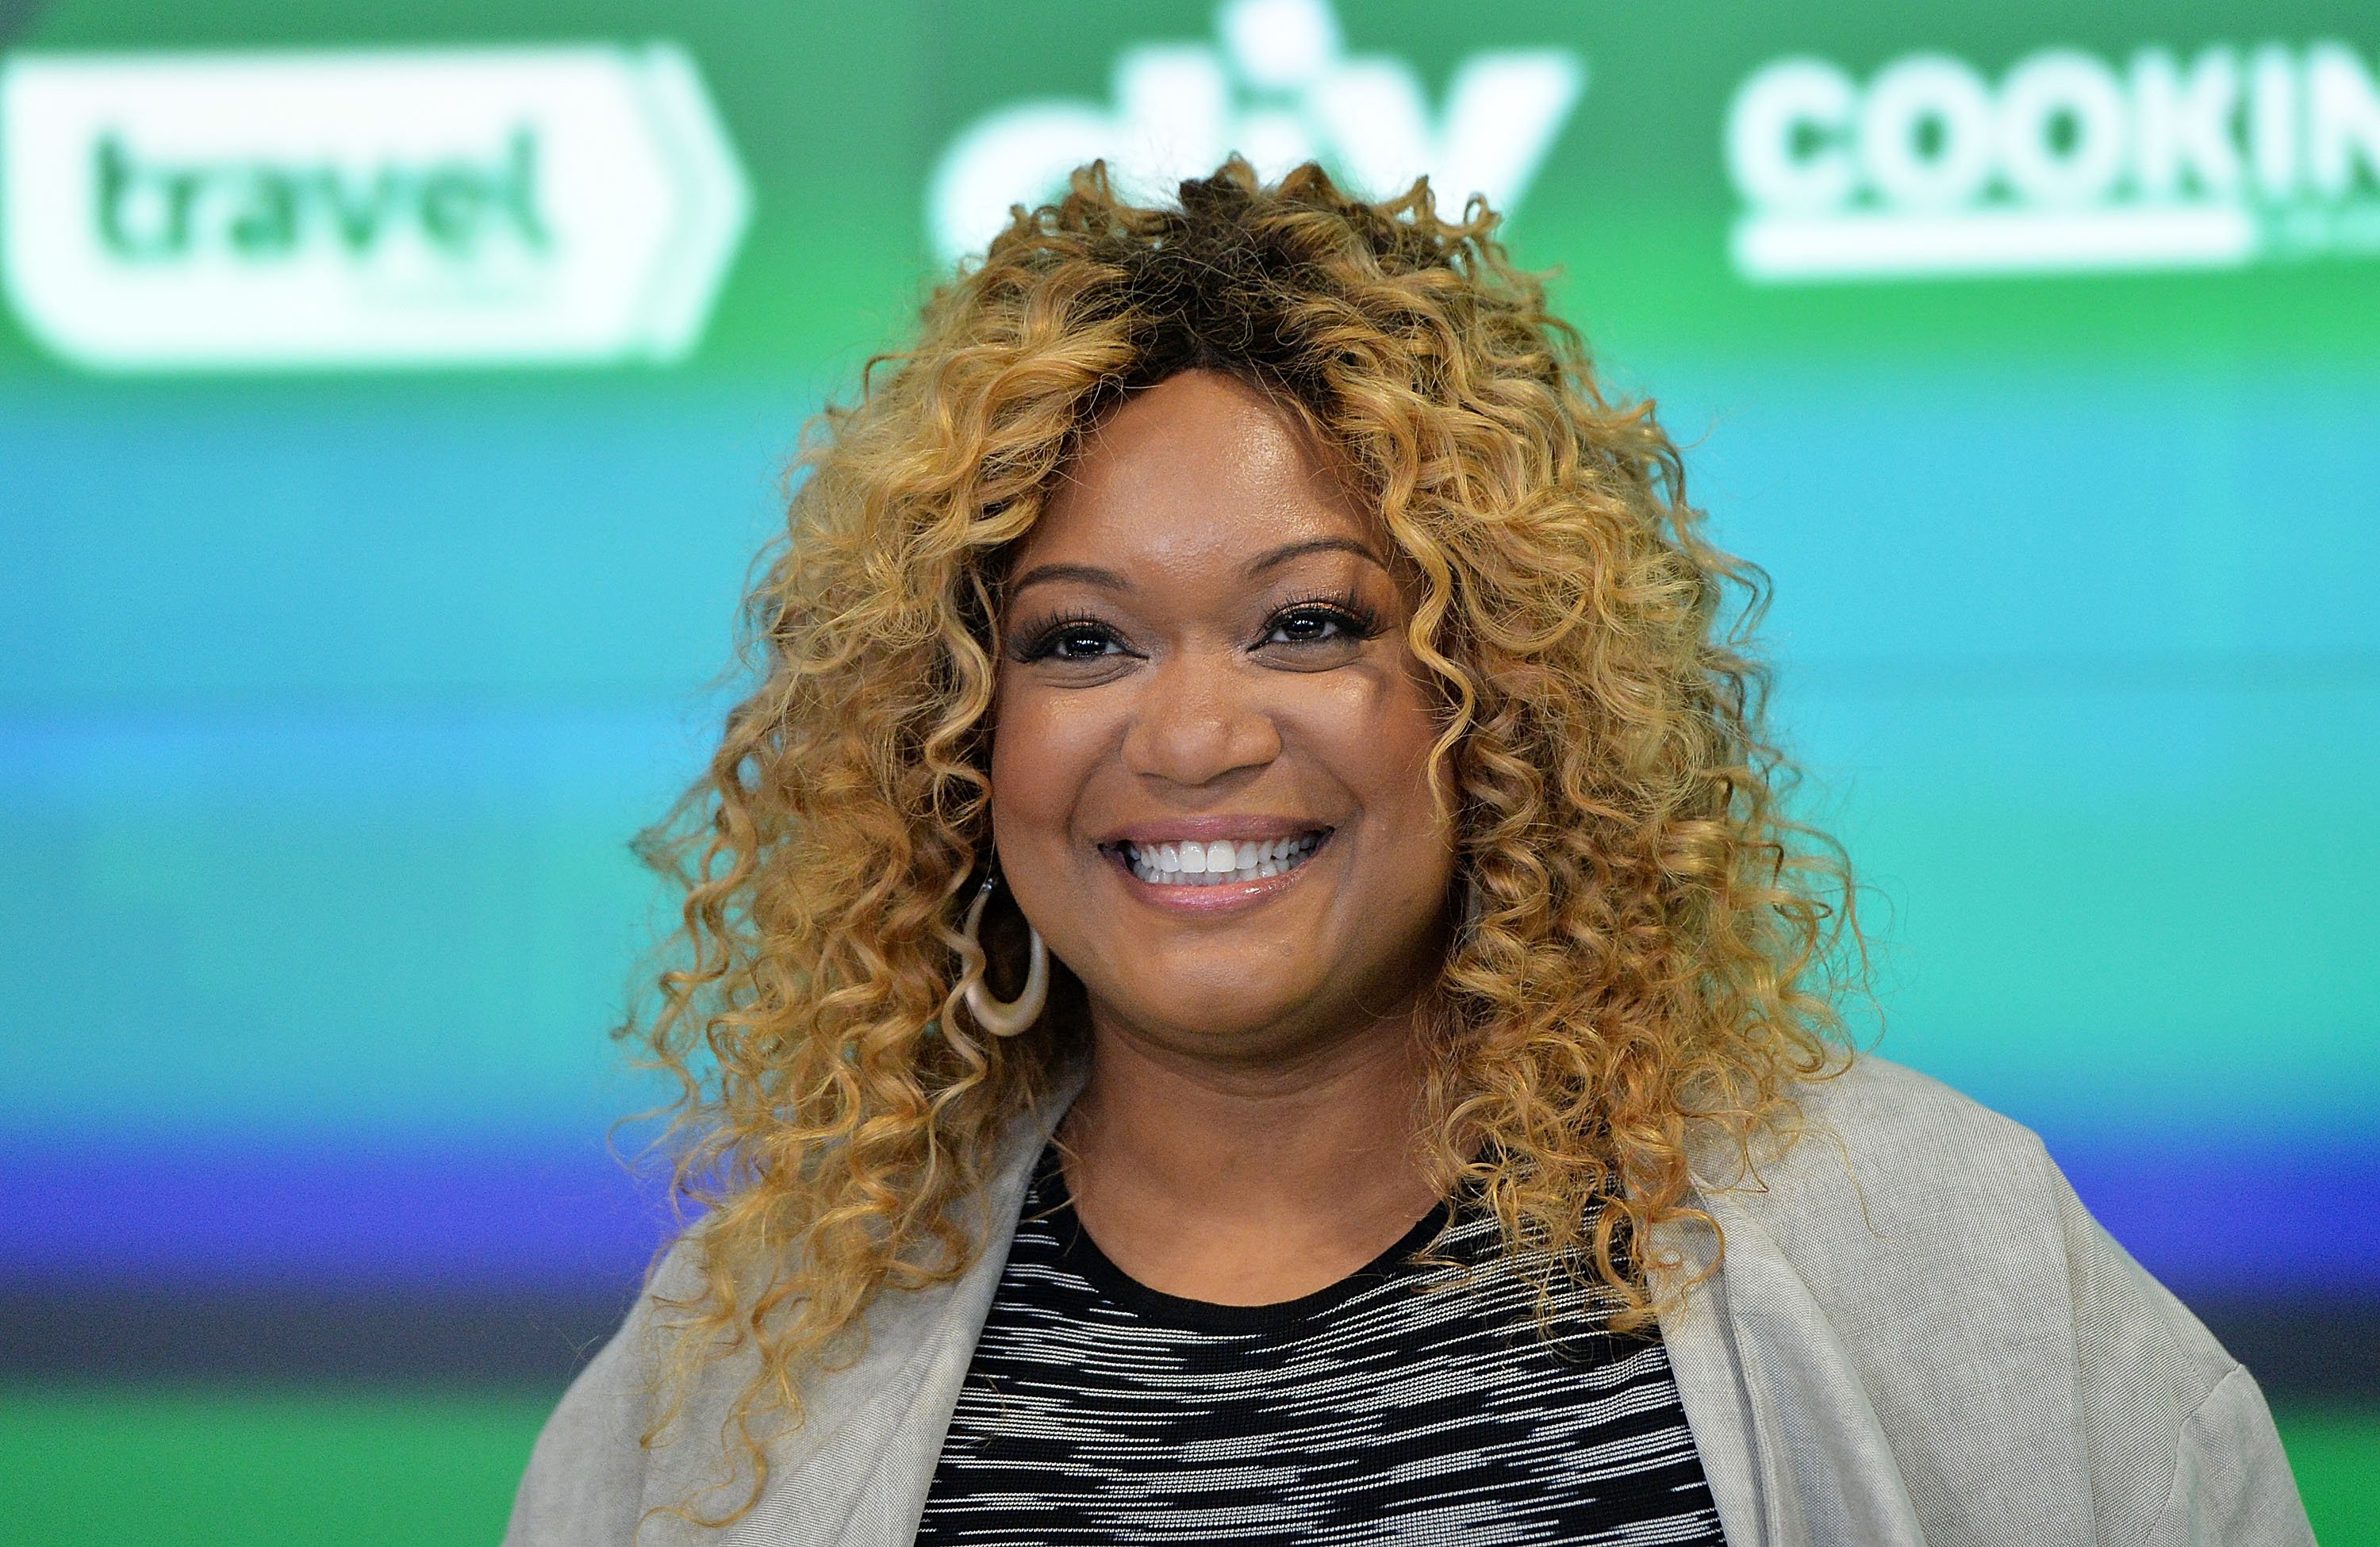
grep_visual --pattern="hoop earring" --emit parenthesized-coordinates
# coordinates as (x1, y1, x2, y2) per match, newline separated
(962, 864, 1048, 1038)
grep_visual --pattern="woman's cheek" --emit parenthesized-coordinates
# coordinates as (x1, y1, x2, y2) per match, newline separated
(990, 681, 1119, 876)
(1296, 662, 1437, 800)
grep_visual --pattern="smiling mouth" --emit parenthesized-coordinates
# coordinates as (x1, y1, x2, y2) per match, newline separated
(1107, 830, 1331, 887)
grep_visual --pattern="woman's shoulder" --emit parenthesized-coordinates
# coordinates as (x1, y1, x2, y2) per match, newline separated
(1679, 1050, 2310, 1545)
(1687, 1050, 2075, 1263)
(1756, 1049, 2059, 1205)
(1699, 1050, 2195, 1357)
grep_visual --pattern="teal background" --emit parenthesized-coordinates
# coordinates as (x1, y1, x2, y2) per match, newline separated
(1, 0, 2375, 1535)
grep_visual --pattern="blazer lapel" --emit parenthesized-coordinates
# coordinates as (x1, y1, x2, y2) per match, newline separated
(1656, 1180, 1932, 1547)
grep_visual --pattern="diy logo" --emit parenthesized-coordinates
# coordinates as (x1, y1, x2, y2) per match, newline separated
(0, 45, 750, 370)
(927, 0, 1584, 262)
(1726, 40, 2380, 282)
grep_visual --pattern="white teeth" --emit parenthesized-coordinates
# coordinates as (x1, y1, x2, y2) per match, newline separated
(1119, 831, 1324, 886)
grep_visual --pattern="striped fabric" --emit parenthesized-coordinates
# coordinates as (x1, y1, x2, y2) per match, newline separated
(914, 1149, 1726, 1545)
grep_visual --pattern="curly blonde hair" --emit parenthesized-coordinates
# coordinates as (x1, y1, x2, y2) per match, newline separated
(631, 158, 1856, 1518)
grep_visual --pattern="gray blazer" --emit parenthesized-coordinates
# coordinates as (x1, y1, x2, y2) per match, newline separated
(505, 1055, 2314, 1546)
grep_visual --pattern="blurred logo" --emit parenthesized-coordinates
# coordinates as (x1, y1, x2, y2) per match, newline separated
(0, 44, 750, 370)
(927, 0, 1584, 262)
(1726, 40, 2380, 282)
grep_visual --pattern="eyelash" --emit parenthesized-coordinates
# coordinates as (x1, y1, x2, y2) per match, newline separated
(1012, 593, 1381, 662)
(1263, 592, 1380, 646)
(1014, 612, 1123, 662)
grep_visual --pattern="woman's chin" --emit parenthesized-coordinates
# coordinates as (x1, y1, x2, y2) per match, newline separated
(1074, 969, 1370, 1061)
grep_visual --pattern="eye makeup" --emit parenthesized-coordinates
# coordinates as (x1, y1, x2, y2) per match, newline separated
(1258, 590, 1382, 648)
(1004, 583, 1391, 666)
(1009, 611, 1135, 664)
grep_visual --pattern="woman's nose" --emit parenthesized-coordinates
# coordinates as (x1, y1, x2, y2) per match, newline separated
(1122, 652, 1282, 789)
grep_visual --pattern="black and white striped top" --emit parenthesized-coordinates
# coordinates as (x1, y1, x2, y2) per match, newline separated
(914, 1149, 1726, 1545)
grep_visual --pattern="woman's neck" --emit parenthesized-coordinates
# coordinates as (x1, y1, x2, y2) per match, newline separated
(1057, 1008, 1441, 1305)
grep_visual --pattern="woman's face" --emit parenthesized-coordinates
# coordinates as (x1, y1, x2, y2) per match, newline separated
(989, 370, 1457, 1065)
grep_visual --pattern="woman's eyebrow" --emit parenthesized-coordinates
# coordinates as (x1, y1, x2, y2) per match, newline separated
(1008, 539, 1384, 597)
(1246, 536, 1390, 575)
(1008, 561, 1130, 596)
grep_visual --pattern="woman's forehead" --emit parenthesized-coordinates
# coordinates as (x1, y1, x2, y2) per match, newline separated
(1020, 371, 1377, 574)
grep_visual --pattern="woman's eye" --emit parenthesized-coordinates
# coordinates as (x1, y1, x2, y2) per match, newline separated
(1264, 606, 1361, 647)
(1033, 623, 1125, 661)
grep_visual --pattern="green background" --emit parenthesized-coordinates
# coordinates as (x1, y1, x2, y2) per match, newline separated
(2, 0, 2374, 1536)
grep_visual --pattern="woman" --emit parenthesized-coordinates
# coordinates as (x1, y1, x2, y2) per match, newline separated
(508, 162, 2310, 1545)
